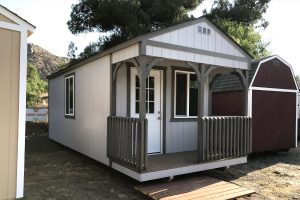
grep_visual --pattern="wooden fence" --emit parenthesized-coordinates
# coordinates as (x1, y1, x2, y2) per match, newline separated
(107, 116, 147, 171)
(201, 116, 252, 161)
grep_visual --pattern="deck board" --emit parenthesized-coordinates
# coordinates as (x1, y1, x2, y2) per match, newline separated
(145, 151, 198, 172)
(135, 175, 255, 200)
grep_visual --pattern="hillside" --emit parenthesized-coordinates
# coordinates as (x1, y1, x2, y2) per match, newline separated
(27, 43, 69, 80)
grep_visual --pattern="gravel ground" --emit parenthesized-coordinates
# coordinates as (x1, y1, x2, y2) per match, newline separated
(24, 134, 300, 200)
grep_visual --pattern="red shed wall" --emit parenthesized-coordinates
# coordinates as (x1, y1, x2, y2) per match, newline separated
(252, 90, 296, 152)
(252, 58, 297, 89)
(212, 91, 244, 116)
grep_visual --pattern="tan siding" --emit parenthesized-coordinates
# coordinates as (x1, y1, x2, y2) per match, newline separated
(0, 13, 17, 24)
(0, 28, 20, 200)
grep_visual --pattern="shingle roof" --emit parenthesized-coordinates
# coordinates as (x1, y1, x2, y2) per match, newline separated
(212, 59, 261, 92)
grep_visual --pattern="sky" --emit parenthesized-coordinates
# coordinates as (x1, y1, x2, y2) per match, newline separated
(1, 0, 300, 75)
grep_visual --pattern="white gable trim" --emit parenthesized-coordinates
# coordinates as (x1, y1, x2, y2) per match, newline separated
(0, 21, 23, 32)
(249, 55, 299, 90)
(0, 5, 35, 32)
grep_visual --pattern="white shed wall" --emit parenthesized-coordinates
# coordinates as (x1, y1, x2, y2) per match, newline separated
(49, 56, 111, 165)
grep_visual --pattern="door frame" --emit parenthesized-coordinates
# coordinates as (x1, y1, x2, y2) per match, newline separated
(129, 67, 164, 155)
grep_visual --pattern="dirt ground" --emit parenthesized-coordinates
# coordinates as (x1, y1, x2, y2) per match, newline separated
(24, 133, 300, 200)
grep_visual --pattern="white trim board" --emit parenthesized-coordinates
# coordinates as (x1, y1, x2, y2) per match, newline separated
(16, 29, 27, 198)
(250, 87, 298, 93)
(0, 21, 22, 32)
(112, 157, 247, 182)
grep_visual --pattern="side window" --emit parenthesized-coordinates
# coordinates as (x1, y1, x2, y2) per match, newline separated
(65, 73, 75, 118)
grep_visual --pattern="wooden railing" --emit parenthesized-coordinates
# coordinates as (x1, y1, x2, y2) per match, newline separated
(107, 116, 147, 171)
(200, 116, 252, 161)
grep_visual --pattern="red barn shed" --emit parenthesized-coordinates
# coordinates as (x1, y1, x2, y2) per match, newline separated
(212, 55, 299, 153)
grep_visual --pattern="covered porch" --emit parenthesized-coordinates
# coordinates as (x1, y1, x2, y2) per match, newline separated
(107, 55, 252, 177)
(106, 17, 253, 180)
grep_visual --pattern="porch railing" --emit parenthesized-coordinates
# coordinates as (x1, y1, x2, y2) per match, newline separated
(107, 116, 147, 171)
(200, 116, 252, 161)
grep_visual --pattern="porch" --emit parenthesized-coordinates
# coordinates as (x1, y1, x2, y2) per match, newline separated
(107, 114, 252, 177)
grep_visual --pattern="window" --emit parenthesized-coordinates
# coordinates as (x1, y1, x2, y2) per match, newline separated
(65, 74, 75, 117)
(174, 71, 198, 118)
(135, 75, 155, 114)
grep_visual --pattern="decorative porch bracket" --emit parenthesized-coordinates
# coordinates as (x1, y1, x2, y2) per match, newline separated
(232, 69, 249, 115)
(187, 62, 217, 162)
(127, 56, 163, 170)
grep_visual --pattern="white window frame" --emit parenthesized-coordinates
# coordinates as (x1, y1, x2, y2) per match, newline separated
(174, 70, 198, 118)
(65, 74, 75, 117)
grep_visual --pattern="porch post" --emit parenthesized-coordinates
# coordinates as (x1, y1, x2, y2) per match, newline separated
(111, 64, 117, 116)
(136, 57, 148, 170)
(197, 64, 206, 162)
(244, 70, 249, 115)
(187, 62, 206, 162)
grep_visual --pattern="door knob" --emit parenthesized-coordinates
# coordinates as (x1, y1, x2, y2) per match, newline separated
(157, 116, 161, 120)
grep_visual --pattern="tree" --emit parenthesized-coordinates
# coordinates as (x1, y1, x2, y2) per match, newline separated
(68, 0, 271, 59)
(213, 19, 270, 58)
(67, 41, 78, 60)
(68, 0, 202, 59)
(26, 64, 47, 107)
(205, 0, 271, 58)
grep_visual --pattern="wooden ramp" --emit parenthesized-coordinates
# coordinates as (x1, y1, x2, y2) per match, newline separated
(135, 175, 255, 200)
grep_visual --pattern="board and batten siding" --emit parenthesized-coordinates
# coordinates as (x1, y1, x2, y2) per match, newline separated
(0, 28, 20, 200)
(49, 56, 111, 165)
(112, 44, 139, 64)
(116, 65, 128, 117)
(165, 67, 197, 153)
(146, 20, 248, 69)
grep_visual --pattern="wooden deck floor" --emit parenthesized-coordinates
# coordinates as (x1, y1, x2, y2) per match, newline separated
(146, 151, 198, 172)
(135, 175, 255, 200)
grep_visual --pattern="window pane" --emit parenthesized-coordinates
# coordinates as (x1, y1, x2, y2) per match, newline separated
(136, 89, 139, 101)
(146, 77, 149, 88)
(69, 78, 74, 114)
(146, 89, 148, 101)
(65, 78, 70, 114)
(136, 101, 139, 113)
(149, 76, 154, 88)
(146, 102, 149, 113)
(189, 74, 198, 116)
(175, 73, 187, 116)
(135, 76, 140, 87)
(149, 89, 154, 101)
(149, 102, 154, 113)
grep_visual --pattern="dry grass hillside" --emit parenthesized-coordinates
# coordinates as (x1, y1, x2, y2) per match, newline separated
(27, 43, 69, 80)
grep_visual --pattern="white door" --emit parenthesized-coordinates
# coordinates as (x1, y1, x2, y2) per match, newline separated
(131, 68, 162, 154)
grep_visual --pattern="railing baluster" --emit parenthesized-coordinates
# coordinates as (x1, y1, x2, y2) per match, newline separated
(206, 118, 210, 161)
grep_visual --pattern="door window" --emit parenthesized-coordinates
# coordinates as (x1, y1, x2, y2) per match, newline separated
(135, 76, 155, 114)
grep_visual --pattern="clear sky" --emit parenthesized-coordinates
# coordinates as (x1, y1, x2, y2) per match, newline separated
(1, 0, 300, 75)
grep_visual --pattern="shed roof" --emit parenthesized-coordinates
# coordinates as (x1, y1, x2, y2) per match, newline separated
(212, 55, 298, 92)
(48, 16, 253, 79)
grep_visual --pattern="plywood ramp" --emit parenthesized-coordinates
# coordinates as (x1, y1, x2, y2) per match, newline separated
(135, 175, 254, 200)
